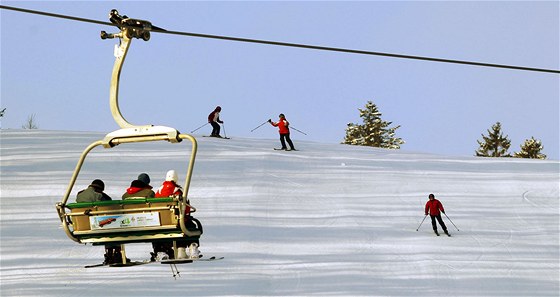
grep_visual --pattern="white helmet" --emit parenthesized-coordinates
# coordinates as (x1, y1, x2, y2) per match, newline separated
(165, 170, 178, 182)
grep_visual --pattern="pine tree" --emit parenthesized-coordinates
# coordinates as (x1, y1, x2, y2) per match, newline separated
(513, 137, 546, 159)
(342, 101, 404, 149)
(475, 122, 511, 157)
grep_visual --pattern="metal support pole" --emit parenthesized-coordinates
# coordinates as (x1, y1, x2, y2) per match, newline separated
(222, 123, 227, 138)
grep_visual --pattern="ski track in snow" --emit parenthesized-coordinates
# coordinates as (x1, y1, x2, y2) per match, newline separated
(0, 130, 558, 296)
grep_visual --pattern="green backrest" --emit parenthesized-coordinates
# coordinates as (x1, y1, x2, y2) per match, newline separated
(67, 197, 175, 209)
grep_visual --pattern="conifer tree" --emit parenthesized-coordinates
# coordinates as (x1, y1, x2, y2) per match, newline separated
(343, 101, 404, 149)
(475, 122, 511, 157)
(513, 137, 546, 159)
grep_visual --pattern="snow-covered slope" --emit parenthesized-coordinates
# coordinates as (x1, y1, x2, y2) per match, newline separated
(1, 130, 558, 296)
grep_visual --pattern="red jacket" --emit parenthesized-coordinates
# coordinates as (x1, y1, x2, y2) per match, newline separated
(271, 119, 290, 134)
(155, 181, 183, 198)
(425, 199, 445, 216)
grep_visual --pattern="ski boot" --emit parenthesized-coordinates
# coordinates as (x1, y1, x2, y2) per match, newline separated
(188, 243, 200, 259)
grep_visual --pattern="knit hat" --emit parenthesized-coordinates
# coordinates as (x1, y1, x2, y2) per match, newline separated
(165, 170, 178, 182)
(279, 113, 285, 118)
(130, 180, 146, 188)
(90, 179, 105, 191)
(138, 173, 150, 185)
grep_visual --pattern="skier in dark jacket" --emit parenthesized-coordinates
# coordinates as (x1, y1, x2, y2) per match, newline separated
(424, 193, 449, 236)
(76, 179, 111, 202)
(208, 106, 223, 137)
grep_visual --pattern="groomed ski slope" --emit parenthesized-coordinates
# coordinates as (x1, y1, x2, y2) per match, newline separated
(1, 130, 558, 296)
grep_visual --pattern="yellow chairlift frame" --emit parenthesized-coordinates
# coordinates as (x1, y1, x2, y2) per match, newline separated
(55, 10, 202, 252)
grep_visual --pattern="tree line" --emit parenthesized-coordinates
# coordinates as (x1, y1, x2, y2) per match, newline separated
(0, 109, 39, 129)
(0, 103, 548, 159)
(343, 101, 547, 160)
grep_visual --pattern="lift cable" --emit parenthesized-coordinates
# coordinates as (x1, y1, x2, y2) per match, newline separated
(1, 5, 558, 74)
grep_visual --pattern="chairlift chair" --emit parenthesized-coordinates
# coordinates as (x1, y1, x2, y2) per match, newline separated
(55, 10, 202, 264)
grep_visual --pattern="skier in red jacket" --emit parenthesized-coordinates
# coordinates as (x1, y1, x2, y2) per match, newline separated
(424, 193, 449, 236)
(268, 113, 296, 151)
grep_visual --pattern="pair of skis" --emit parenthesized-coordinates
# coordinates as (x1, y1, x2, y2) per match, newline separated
(203, 135, 230, 139)
(204, 136, 301, 151)
(85, 256, 223, 268)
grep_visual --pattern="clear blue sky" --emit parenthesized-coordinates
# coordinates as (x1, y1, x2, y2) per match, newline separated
(1, 1, 558, 159)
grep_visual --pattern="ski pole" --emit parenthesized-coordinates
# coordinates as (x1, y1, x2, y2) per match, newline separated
(250, 120, 269, 132)
(443, 212, 459, 231)
(290, 126, 307, 135)
(191, 122, 209, 133)
(416, 215, 427, 231)
(221, 123, 227, 138)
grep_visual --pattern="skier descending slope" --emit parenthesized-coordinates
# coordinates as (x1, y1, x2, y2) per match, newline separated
(268, 113, 296, 151)
(208, 106, 224, 138)
(424, 194, 450, 236)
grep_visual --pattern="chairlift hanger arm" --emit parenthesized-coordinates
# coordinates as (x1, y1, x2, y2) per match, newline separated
(100, 9, 155, 129)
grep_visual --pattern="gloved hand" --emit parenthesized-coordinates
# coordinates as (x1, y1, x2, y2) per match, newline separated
(268, 119, 272, 123)
(442, 210, 445, 214)
(424, 213, 428, 216)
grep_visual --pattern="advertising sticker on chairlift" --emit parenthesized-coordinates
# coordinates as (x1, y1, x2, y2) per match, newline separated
(90, 213, 160, 230)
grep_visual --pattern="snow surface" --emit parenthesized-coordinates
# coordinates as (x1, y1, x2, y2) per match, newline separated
(1, 130, 558, 297)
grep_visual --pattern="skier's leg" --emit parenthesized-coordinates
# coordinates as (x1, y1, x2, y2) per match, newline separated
(113, 245, 124, 263)
(285, 133, 295, 150)
(279, 134, 287, 149)
(430, 215, 438, 232)
(163, 242, 175, 259)
(436, 215, 448, 232)
(104, 244, 121, 264)
(103, 245, 114, 264)
(210, 122, 220, 136)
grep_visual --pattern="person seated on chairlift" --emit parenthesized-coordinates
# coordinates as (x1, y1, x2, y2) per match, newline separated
(153, 170, 201, 260)
(155, 170, 183, 199)
(76, 179, 111, 202)
(122, 173, 155, 199)
(76, 179, 127, 264)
